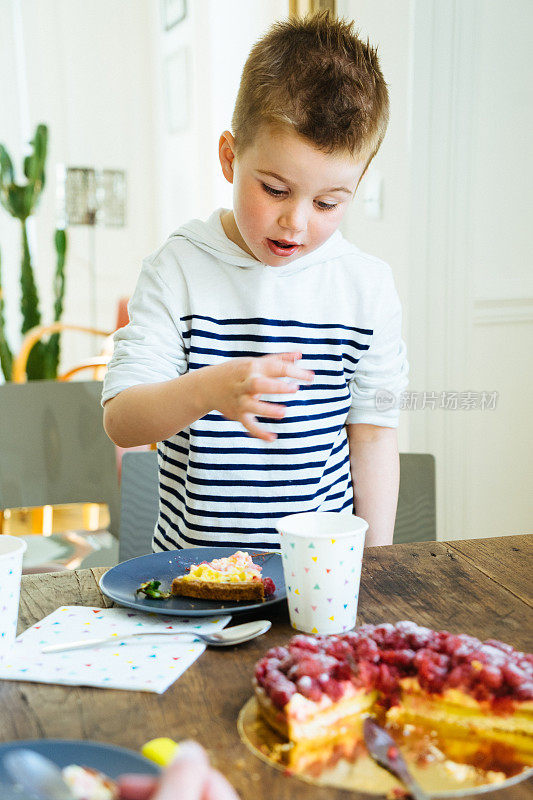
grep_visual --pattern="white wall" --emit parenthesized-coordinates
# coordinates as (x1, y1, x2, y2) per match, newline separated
(340, 0, 532, 540)
(1, 0, 158, 372)
(337, 0, 412, 453)
(152, 0, 288, 242)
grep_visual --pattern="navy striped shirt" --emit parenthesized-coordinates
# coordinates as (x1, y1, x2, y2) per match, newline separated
(103, 210, 408, 551)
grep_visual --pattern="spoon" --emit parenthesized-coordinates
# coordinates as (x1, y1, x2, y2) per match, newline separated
(363, 718, 431, 800)
(3, 749, 76, 800)
(41, 619, 272, 653)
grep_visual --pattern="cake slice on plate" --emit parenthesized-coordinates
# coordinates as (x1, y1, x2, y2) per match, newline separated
(172, 550, 275, 602)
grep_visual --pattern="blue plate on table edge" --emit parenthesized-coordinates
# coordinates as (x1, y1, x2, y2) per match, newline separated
(0, 739, 161, 787)
(99, 548, 286, 616)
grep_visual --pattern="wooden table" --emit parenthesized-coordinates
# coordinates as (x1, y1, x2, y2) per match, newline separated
(3, 535, 532, 799)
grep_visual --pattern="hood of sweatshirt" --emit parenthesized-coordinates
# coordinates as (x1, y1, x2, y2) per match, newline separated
(170, 208, 355, 277)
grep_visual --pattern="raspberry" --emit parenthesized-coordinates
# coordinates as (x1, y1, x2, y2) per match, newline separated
(293, 654, 337, 679)
(264, 646, 289, 661)
(296, 675, 323, 701)
(478, 665, 503, 690)
(475, 644, 508, 665)
(270, 681, 296, 709)
(356, 660, 380, 688)
(332, 660, 352, 681)
(380, 648, 415, 668)
(447, 665, 470, 688)
(254, 659, 268, 683)
(377, 663, 399, 694)
(289, 635, 320, 654)
(352, 637, 380, 663)
(407, 628, 434, 650)
(453, 636, 482, 660)
(324, 637, 353, 660)
(503, 663, 528, 689)
(372, 623, 397, 648)
(323, 677, 345, 701)
(516, 681, 533, 700)
(485, 639, 514, 655)
(262, 577, 276, 596)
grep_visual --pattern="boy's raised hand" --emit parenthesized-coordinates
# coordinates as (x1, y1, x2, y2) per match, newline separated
(206, 351, 314, 442)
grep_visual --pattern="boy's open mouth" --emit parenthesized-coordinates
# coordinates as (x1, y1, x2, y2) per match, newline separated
(266, 239, 302, 257)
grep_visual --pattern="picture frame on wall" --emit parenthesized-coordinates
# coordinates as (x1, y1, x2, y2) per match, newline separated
(161, 0, 187, 31)
(164, 47, 190, 133)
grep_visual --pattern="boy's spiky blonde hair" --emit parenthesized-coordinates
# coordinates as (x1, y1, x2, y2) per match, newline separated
(231, 11, 389, 167)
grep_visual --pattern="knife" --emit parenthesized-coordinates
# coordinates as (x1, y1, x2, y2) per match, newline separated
(363, 717, 431, 800)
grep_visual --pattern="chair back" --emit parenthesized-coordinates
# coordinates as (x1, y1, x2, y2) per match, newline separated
(0, 380, 120, 537)
(119, 450, 159, 562)
(394, 453, 436, 543)
(116, 451, 436, 559)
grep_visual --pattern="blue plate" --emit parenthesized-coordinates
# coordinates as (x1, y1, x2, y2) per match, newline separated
(100, 548, 286, 616)
(0, 739, 160, 788)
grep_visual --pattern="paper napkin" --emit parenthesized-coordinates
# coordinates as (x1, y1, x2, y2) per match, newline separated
(0, 606, 231, 693)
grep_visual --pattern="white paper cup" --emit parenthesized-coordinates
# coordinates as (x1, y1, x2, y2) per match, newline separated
(277, 511, 367, 635)
(0, 536, 27, 661)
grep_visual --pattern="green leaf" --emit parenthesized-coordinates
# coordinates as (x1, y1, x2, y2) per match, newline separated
(20, 220, 41, 335)
(45, 228, 68, 377)
(0, 245, 14, 381)
(135, 579, 172, 600)
(0, 145, 15, 186)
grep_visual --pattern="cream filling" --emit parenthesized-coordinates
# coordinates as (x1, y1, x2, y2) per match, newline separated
(287, 688, 377, 742)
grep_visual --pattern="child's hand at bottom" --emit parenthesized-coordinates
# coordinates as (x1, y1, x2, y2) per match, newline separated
(117, 741, 239, 800)
(205, 351, 314, 442)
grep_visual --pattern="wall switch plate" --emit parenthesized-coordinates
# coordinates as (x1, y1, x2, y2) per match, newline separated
(362, 170, 383, 220)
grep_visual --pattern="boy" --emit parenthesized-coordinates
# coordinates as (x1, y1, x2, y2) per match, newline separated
(103, 12, 408, 552)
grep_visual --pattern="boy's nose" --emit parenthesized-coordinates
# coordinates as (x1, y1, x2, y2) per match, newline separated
(278, 203, 307, 236)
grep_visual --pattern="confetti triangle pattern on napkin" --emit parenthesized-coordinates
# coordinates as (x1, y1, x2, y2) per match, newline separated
(0, 606, 231, 694)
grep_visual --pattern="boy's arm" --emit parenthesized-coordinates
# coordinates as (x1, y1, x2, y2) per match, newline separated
(346, 423, 399, 547)
(103, 370, 214, 448)
(104, 353, 313, 448)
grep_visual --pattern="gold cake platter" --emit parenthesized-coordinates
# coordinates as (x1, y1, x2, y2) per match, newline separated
(238, 697, 533, 797)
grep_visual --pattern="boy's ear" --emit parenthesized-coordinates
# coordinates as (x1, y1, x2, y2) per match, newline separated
(219, 131, 236, 184)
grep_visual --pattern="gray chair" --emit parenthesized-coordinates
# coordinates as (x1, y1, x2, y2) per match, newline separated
(118, 450, 159, 562)
(0, 380, 120, 565)
(117, 451, 436, 561)
(393, 453, 436, 543)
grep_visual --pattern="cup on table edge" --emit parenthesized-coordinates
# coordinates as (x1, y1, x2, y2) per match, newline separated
(0, 535, 27, 661)
(276, 511, 368, 635)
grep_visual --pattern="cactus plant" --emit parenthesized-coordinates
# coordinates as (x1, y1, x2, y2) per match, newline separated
(0, 123, 68, 381)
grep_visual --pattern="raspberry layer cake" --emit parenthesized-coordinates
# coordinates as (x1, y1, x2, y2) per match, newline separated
(253, 621, 533, 770)
(172, 550, 275, 602)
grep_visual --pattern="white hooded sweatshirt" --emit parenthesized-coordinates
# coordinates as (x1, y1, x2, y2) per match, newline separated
(103, 209, 408, 551)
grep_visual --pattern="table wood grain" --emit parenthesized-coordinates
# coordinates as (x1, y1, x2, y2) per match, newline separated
(2, 535, 532, 800)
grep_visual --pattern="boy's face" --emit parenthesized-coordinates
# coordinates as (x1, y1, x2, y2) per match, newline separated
(219, 125, 366, 266)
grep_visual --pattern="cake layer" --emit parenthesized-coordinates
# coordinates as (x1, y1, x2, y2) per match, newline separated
(388, 679, 533, 751)
(255, 681, 376, 743)
(172, 577, 264, 601)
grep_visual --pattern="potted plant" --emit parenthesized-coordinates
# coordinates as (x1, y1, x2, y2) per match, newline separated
(0, 123, 67, 381)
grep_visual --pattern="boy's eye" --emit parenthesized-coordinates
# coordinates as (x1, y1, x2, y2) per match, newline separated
(316, 200, 338, 211)
(262, 183, 286, 197)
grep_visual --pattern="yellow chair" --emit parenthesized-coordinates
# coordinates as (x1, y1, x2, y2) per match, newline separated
(11, 322, 114, 384)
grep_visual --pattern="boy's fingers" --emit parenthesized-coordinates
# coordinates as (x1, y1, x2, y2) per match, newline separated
(203, 767, 241, 800)
(262, 359, 314, 383)
(247, 376, 299, 395)
(241, 413, 277, 442)
(151, 742, 209, 800)
(271, 351, 302, 362)
(117, 774, 158, 800)
(250, 400, 285, 419)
